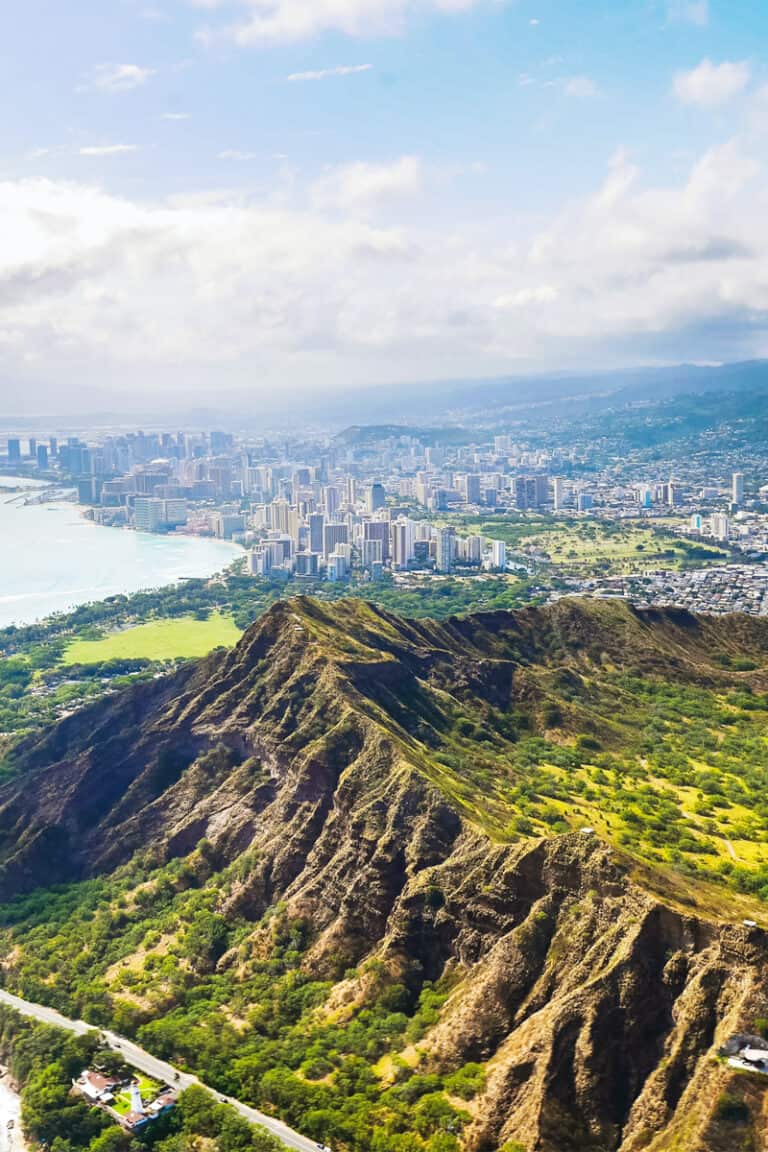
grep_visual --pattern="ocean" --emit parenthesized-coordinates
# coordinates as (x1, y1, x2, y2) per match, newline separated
(0, 480, 242, 628)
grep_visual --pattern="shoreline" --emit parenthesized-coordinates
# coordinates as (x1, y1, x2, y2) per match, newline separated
(1, 493, 243, 630)
(0, 1071, 25, 1152)
(78, 504, 248, 553)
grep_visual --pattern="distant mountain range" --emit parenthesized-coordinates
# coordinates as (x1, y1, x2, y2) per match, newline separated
(3, 359, 768, 431)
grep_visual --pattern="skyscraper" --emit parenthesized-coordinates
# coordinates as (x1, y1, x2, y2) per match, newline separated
(366, 483, 387, 514)
(7, 438, 20, 464)
(323, 522, 349, 559)
(391, 518, 415, 570)
(490, 540, 507, 570)
(514, 475, 550, 510)
(463, 474, 482, 504)
(732, 472, 745, 505)
(435, 527, 454, 573)
(363, 519, 390, 561)
(308, 512, 325, 555)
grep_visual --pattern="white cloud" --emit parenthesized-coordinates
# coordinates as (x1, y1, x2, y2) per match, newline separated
(218, 149, 259, 160)
(667, 1, 709, 26)
(162, 112, 190, 120)
(194, 0, 497, 45)
(79, 145, 139, 156)
(529, 17, 540, 26)
(287, 63, 372, 82)
(3, 133, 768, 398)
(312, 155, 425, 212)
(563, 75, 599, 99)
(82, 63, 155, 93)
(674, 58, 751, 108)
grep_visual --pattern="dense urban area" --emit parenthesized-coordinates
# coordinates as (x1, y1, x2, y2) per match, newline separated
(3, 395, 768, 617)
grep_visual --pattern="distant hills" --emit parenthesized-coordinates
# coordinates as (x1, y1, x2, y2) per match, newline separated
(4, 359, 768, 430)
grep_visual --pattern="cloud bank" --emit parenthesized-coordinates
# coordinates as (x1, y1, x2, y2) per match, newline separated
(2, 133, 768, 399)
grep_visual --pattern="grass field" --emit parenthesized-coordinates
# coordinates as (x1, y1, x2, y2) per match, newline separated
(63, 612, 243, 665)
(510, 519, 726, 574)
(444, 514, 728, 576)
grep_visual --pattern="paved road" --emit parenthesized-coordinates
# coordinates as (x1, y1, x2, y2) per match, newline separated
(0, 988, 321, 1152)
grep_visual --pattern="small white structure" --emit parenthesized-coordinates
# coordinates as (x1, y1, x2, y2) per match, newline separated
(130, 1082, 145, 1114)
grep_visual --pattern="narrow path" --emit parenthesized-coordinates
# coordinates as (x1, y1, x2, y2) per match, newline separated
(725, 838, 738, 861)
(0, 988, 320, 1152)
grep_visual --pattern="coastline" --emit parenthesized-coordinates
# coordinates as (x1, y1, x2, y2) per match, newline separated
(78, 503, 247, 553)
(1, 487, 243, 629)
(0, 1072, 25, 1152)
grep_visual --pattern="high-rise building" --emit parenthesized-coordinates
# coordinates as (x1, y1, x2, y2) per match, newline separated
(134, 496, 165, 531)
(391, 518, 415, 570)
(363, 520, 390, 562)
(36, 445, 48, 469)
(366, 483, 387, 514)
(514, 475, 550, 510)
(463, 474, 482, 504)
(210, 430, 233, 454)
(295, 551, 319, 577)
(435, 527, 455, 573)
(490, 540, 507, 570)
(732, 472, 745, 505)
(212, 511, 245, 539)
(323, 486, 340, 517)
(553, 477, 567, 512)
(48, 436, 58, 458)
(577, 492, 594, 513)
(249, 547, 270, 576)
(327, 552, 348, 582)
(361, 538, 384, 568)
(77, 476, 103, 505)
(323, 522, 349, 558)
(27, 437, 37, 460)
(272, 499, 291, 535)
(308, 512, 325, 555)
(7, 438, 20, 464)
(162, 499, 188, 527)
(711, 513, 730, 541)
(463, 534, 483, 564)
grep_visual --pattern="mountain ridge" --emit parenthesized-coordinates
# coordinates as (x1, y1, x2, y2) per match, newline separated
(1, 597, 768, 1150)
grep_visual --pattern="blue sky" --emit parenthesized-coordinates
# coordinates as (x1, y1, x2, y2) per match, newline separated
(2, 0, 768, 409)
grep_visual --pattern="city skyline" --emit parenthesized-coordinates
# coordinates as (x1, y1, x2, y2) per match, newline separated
(4, 1, 768, 410)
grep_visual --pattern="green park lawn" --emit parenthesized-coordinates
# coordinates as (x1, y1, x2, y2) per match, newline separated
(63, 611, 243, 665)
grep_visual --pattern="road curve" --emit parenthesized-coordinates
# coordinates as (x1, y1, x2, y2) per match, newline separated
(0, 988, 321, 1152)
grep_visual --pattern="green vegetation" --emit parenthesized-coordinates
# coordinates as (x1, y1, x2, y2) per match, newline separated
(0, 572, 538, 750)
(0, 860, 474, 1152)
(446, 513, 729, 576)
(63, 612, 243, 665)
(0, 1004, 286, 1150)
(1, 599, 768, 1148)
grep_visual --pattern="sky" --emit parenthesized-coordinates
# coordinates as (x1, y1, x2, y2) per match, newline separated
(3, 0, 768, 412)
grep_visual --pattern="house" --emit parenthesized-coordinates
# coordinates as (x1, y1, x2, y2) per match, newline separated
(73, 1068, 177, 1131)
(74, 1070, 120, 1104)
